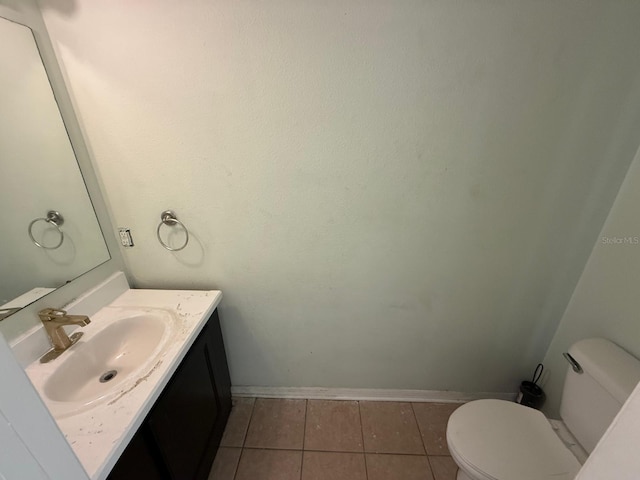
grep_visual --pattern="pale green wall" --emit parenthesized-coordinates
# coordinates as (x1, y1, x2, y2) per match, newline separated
(40, 0, 640, 393)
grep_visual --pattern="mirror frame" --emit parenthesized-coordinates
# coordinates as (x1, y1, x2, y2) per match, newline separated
(0, 2, 127, 343)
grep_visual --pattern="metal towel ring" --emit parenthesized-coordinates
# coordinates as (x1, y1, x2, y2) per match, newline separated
(28, 211, 65, 249)
(156, 210, 189, 251)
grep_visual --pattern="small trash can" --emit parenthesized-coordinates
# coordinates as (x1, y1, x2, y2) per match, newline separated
(517, 381, 545, 409)
(516, 364, 546, 409)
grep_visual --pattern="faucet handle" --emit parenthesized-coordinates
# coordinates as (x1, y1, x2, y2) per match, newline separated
(38, 308, 68, 322)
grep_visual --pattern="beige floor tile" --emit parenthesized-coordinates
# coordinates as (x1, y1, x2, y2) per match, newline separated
(360, 401, 424, 454)
(366, 454, 434, 480)
(235, 449, 302, 480)
(208, 447, 241, 480)
(429, 456, 458, 480)
(220, 397, 256, 447)
(302, 451, 366, 480)
(245, 398, 306, 449)
(304, 400, 363, 452)
(412, 403, 462, 455)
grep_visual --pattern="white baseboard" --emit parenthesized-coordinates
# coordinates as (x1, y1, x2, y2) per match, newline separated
(231, 386, 516, 403)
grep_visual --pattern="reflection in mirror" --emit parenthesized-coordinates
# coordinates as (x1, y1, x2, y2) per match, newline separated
(0, 17, 110, 316)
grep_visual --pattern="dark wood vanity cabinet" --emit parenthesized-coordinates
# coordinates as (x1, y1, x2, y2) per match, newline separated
(107, 309, 231, 480)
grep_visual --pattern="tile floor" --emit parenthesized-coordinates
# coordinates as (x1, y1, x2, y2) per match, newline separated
(208, 398, 462, 480)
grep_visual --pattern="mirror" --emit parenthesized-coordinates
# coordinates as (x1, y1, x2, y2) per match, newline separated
(0, 17, 110, 318)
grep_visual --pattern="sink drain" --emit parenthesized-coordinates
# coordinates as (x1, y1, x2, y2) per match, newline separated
(99, 370, 118, 383)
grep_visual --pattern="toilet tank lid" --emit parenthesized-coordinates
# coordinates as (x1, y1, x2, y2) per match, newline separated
(569, 338, 640, 404)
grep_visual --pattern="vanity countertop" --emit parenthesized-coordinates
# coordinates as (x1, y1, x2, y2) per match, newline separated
(25, 288, 222, 480)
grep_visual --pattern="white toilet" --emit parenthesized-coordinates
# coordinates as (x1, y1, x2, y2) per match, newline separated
(446, 338, 640, 480)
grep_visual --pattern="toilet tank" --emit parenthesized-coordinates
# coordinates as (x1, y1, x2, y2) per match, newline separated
(560, 338, 640, 453)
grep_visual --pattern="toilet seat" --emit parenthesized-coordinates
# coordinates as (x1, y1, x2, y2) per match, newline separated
(447, 399, 581, 480)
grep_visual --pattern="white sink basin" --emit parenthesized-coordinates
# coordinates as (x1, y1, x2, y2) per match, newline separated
(40, 307, 177, 418)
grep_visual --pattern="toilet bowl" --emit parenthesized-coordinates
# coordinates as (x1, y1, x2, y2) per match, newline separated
(447, 399, 580, 480)
(446, 338, 640, 480)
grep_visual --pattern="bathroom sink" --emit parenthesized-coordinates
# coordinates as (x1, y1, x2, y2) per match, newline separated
(41, 307, 177, 418)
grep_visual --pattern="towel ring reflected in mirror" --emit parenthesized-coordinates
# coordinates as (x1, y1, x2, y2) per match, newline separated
(28, 210, 65, 249)
(157, 210, 189, 251)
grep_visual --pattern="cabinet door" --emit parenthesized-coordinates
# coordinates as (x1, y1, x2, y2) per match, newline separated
(106, 424, 169, 480)
(147, 323, 219, 480)
(207, 310, 232, 446)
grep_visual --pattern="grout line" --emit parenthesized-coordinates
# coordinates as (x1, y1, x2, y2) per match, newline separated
(303, 449, 368, 455)
(233, 398, 258, 480)
(241, 446, 306, 451)
(357, 400, 370, 480)
(234, 398, 257, 480)
(232, 447, 244, 480)
(410, 402, 428, 456)
(425, 455, 437, 480)
(241, 445, 433, 456)
(302, 399, 308, 450)
(238, 448, 308, 452)
(300, 399, 307, 480)
(410, 401, 439, 479)
(241, 398, 258, 449)
(358, 399, 368, 452)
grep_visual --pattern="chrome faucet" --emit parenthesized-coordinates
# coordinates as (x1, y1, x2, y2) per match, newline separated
(38, 308, 91, 362)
